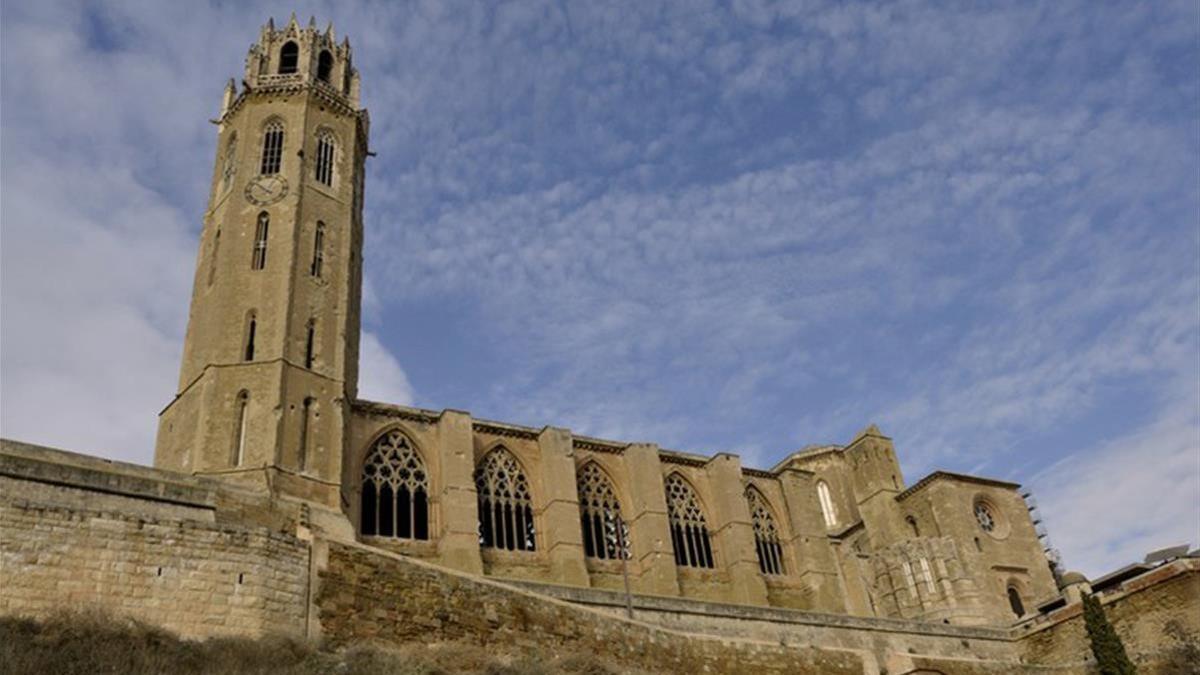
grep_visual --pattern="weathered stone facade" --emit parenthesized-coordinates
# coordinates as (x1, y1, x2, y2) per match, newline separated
(3, 17, 1198, 674)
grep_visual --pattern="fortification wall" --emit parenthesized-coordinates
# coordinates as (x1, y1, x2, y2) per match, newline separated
(0, 441, 311, 639)
(508, 580, 1015, 663)
(1015, 559, 1200, 673)
(317, 540, 868, 674)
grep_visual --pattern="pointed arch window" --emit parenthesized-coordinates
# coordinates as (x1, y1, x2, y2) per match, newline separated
(817, 480, 838, 528)
(310, 221, 325, 277)
(475, 447, 535, 551)
(577, 463, 629, 560)
(221, 134, 237, 192)
(360, 430, 429, 540)
(232, 390, 249, 467)
(278, 41, 299, 74)
(260, 121, 284, 175)
(251, 212, 269, 270)
(315, 131, 335, 187)
(665, 474, 714, 568)
(317, 50, 333, 82)
(1007, 585, 1025, 617)
(746, 487, 785, 575)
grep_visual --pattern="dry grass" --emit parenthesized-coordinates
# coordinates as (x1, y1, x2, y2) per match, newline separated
(0, 610, 639, 675)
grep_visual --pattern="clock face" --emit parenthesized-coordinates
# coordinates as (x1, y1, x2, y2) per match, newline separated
(244, 175, 289, 206)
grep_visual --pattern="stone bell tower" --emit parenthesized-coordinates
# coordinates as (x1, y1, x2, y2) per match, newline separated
(155, 16, 368, 508)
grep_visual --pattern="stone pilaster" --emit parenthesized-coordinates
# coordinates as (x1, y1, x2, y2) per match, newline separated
(777, 468, 847, 613)
(434, 410, 482, 574)
(535, 426, 589, 586)
(704, 454, 768, 605)
(622, 443, 680, 595)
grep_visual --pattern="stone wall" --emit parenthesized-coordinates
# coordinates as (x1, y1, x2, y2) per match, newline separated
(316, 540, 867, 674)
(1016, 559, 1200, 673)
(0, 442, 311, 640)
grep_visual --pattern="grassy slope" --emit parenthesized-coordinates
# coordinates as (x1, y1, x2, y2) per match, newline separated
(0, 611, 637, 675)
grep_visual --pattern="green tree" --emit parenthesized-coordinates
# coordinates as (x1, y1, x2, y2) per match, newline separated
(1082, 592, 1137, 674)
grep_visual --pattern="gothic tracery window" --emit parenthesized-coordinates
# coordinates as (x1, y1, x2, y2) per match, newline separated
(360, 429, 429, 540)
(974, 501, 996, 532)
(260, 121, 284, 175)
(577, 462, 629, 560)
(315, 131, 335, 186)
(665, 473, 713, 569)
(475, 447, 535, 551)
(746, 487, 785, 575)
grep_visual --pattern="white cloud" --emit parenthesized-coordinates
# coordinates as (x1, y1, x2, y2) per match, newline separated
(357, 332, 415, 407)
(1030, 394, 1200, 578)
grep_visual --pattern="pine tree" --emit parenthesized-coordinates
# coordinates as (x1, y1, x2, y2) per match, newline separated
(1082, 592, 1137, 674)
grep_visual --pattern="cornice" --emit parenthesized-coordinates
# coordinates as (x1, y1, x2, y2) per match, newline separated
(895, 471, 1021, 502)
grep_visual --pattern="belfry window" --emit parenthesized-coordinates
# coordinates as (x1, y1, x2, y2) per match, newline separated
(746, 487, 785, 575)
(221, 134, 237, 192)
(251, 212, 269, 270)
(475, 447, 535, 551)
(278, 41, 299, 74)
(817, 480, 838, 528)
(232, 391, 249, 466)
(577, 462, 629, 560)
(311, 222, 325, 277)
(317, 50, 333, 82)
(260, 121, 284, 175)
(360, 430, 429, 540)
(315, 132, 335, 186)
(665, 473, 714, 569)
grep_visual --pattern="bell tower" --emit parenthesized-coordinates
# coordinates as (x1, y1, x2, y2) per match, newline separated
(155, 16, 368, 508)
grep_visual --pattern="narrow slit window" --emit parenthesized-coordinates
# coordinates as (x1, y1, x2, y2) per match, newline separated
(817, 480, 838, 528)
(278, 41, 298, 74)
(315, 132, 335, 186)
(232, 391, 249, 466)
(260, 122, 284, 175)
(251, 212, 269, 270)
(304, 321, 315, 369)
(1007, 586, 1025, 617)
(221, 135, 237, 192)
(207, 230, 221, 286)
(311, 222, 325, 277)
(244, 315, 256, 361)
(298, 397, 313, 472)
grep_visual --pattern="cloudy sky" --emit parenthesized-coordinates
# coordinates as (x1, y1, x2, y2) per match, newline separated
(2, 1, 1197, 577)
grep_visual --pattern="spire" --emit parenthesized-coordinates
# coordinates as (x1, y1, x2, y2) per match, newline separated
(267, 17, 274, 31)
(308, 15, 316, 29)
(325, 21, 335, 43)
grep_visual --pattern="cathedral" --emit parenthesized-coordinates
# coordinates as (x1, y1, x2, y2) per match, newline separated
(150, 16, 1059, 627)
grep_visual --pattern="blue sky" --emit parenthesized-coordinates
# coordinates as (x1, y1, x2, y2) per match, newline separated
(1, 1, 1197, 577)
